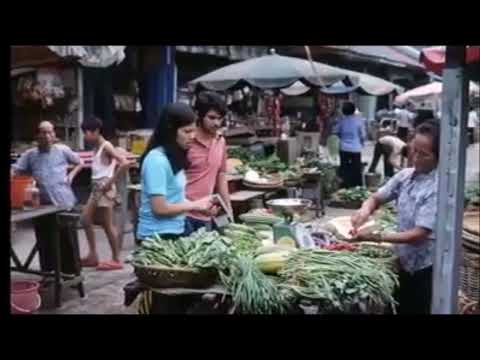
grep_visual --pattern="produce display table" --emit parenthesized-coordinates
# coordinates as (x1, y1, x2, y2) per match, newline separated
(10, 205, 84, 308)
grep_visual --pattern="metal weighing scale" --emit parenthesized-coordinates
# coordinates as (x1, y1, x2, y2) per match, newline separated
(266, 198, 316, 249)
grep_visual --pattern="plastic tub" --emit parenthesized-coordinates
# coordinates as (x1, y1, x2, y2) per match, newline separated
(11, 280, 42, 314)
(10, 176, 34, 209)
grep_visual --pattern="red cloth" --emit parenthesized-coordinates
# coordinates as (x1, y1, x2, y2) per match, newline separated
(420, 46, 480, 75)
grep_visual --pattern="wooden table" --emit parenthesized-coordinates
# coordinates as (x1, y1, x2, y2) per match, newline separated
(10, 205, 82, 308)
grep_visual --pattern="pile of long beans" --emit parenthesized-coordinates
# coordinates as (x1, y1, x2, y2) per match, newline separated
(278, 249, 399, 313)
(220, 256, 293, 314)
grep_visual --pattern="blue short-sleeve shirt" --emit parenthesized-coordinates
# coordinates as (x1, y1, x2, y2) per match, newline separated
(137, 147, 186, 239)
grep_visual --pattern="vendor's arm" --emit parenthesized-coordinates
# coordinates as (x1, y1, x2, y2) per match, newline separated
(144, 153, 212, 217)
(151, 195, 212, 217)
(351, 169, 406, 230)
(214, 144, 232, 214)
(102, 143, 131, 190)
(11, 150, 33, 176)
(377, 227, 432, 244)
(61, 145, 84, 185)
(354, 226, 431, 244)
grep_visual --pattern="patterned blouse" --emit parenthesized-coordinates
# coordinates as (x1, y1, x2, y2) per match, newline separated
(377, 167, 438, 273)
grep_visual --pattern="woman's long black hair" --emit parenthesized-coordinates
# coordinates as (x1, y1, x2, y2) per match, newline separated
(139, 103, 196, 174)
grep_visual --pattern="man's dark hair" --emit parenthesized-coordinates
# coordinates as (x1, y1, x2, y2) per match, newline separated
(81, 116, 103, 133)
(400, 145, 409, 158)
(194, 91, 227, 122)
(415, 119, 440, 159)
(342, 101, 356, 116)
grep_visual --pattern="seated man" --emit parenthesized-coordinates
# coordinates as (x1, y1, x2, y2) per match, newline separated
(11, 121, 84, 272)
(368, 135, 408, 179)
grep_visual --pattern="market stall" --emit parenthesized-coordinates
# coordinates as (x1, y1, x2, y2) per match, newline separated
(125, 198, 400, 314)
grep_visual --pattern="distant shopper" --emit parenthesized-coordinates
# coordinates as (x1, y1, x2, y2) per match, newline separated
(394, 105, 416, 142)
(468, 106, 479, 145)
(333, 101, 367, 188)
(369, 135, 408, 178)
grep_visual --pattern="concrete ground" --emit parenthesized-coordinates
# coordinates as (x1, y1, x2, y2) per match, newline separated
(10, 141, 480, 315)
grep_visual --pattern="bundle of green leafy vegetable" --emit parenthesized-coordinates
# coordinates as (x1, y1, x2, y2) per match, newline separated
(334, 186, 371, 203)
(222, 223, 263, 257)
(131, 228, 233, 271)
(227, 147, 253, 163)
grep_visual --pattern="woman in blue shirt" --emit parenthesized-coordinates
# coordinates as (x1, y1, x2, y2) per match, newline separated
(137, 103, 213, 241)
(333, 101, 367, 188)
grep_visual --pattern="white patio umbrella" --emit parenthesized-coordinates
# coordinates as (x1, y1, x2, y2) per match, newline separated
(394, 81, 479, 106)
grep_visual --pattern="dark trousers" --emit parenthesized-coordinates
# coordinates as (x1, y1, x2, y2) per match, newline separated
(369, 143, 394, 178)
(394, 266, 433, 314)
(467, 128, 474, 145)
(397, 126, 409, 143)
(34, 214, 80, 275)
(339, 151, 363, 188)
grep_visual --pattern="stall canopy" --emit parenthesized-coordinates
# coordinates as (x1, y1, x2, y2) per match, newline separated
(394, 81, 479, 106)
(10, 46, 127, 70)
(189, 51, 359, 91)
(420, 46, 480, 80)
(281, 69, 403, 96)
(47, 46, 126, 68)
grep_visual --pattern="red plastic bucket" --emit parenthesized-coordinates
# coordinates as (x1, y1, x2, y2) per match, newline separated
(11, 280, 42, 314)
(10, 176, 34, 209)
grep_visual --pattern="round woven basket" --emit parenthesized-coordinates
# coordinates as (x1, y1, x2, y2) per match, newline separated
(134, 264, 217, 289)
(462, 230, 480, 253)
(458, 291, 479, 314)
(459, 251, 480, 303)
(463, 212, 480, 235)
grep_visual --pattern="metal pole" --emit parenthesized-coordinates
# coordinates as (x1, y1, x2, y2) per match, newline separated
(76, 66, 84, 150)
(431, 46, 468, 314)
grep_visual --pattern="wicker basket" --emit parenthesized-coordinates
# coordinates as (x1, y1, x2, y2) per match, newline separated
(459, 251, 480, 303)
(134, 264, 217, 289)
(462, 230, 480, 253)
(458, 291, 479, 314)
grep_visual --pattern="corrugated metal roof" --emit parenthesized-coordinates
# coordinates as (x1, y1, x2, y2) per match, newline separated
(323, 46, 425, 69)
(176, 46, 268, 61)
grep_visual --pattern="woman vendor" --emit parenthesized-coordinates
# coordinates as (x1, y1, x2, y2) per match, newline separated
(136, 103, 214, 242)
(350, 120, 440, 314)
